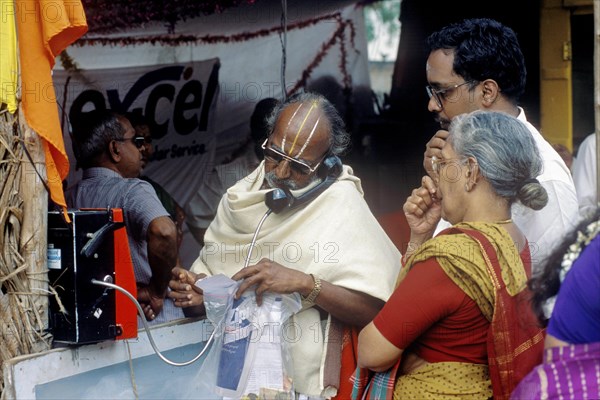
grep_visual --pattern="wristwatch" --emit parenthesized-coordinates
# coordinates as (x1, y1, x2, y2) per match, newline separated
(302, 274, 322, 305)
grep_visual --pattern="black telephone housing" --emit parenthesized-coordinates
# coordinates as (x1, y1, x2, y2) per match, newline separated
(265, 155, 343, 214)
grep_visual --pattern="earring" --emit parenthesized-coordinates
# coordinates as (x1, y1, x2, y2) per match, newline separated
(465, 183, 469, 192)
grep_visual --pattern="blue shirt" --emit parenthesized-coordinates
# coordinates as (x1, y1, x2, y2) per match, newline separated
(548, 234, 600, 343)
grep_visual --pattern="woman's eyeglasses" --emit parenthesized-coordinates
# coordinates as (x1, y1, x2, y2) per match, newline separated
(431, 155, 468, 175)
(261, 138, 324, 175)
(116, 136, 146, 149)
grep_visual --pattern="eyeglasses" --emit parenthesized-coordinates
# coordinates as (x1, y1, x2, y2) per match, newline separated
(431, 155, 468, 175)
(116, 136, 146, 149)
(261, 138, 324, 175)
(426, 81, 476, 109)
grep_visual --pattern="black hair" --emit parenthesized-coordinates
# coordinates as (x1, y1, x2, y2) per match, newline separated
(427, 18, 526, 102)
(71, 110, 125, 169)
(528, 207, 600, 326)
(250, 98, 280, 144)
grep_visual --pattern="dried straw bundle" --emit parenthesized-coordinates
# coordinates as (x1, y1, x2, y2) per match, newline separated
(0, 109, 51, 397)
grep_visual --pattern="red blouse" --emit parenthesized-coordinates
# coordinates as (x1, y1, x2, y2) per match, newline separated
(374, 247, 530, 364)
(373, 250, 530, 364)
(373, 246, 530, 364)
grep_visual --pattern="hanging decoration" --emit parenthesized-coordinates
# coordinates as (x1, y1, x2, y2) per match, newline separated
(83, 0, 257, 34)
(74, 12, 342, 47)
(73, 12, 358, 97)
(286, 15, 358, 96)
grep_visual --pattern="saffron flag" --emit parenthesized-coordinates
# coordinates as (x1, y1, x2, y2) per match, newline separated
(15, 0, 87, 212)
(0, 0, 18, 113)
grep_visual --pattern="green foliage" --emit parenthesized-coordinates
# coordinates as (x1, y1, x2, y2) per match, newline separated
(364, 0, 400, 43)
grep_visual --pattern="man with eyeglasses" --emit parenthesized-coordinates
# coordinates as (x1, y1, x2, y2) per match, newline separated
(66, 110, 185, 325)
(422, 18, 578, 273)
(168, 92, 400, 399)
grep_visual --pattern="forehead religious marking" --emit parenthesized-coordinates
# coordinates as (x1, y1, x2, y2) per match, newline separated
(281, 100, 320, 159)
(280, 103, 303, 153)
(297, 117, 321, 157)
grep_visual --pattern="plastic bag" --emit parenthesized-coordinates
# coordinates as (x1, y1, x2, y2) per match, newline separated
(196, 274, 302, 399)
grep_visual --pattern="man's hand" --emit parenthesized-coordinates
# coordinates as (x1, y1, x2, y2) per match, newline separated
(231, 259, 313, 306)
(234, 260, 385, 328)
(423, 130, 449, 177)
(167, 267, 206, 316)
(137, 284, 165, 321)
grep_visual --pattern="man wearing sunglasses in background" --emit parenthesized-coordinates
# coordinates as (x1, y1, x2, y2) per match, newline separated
(184, 97, 278, 249)
(422, 18, 578, 273)
(126, 112, 186, 250)
(66, 110, 184, 325)
(168, 92, 401, 399)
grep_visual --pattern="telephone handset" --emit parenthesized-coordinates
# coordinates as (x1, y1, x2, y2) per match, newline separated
(241, 155, 342, 269)
(265, 155, 343, 214)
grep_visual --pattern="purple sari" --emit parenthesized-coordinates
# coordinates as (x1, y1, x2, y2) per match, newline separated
(511, 342, 600, 399)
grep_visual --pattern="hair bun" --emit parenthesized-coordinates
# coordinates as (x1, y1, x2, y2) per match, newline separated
(518, 178, 548, 210)
(522, 178, 539, 186)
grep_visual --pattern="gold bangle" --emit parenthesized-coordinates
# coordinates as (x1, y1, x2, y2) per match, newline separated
(302, 274, 322, 305)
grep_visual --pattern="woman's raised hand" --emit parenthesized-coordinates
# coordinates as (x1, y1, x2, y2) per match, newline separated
(403, 175, 441, 239)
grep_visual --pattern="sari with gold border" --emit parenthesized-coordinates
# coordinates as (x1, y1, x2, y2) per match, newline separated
(391, 222, 544, 400)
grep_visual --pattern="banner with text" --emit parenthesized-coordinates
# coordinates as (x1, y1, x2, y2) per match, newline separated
(54, 58, 220, 206)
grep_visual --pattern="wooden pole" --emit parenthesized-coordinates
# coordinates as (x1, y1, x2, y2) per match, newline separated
(17, 106, 50, 340)
(0, 107, 51, 395)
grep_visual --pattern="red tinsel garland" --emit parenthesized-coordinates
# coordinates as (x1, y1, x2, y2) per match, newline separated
(74, 12, 342, 47)
(83, 0, 258, 34)
(72, 11, 358, 99)
(286, 15, 356, 96)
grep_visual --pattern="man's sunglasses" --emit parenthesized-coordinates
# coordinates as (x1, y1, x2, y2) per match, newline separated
(116, 136, 146, 149)
(261, 138, 324, 175)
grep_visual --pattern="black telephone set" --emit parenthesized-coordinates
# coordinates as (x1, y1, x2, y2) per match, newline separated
(265, 155, 343, 214)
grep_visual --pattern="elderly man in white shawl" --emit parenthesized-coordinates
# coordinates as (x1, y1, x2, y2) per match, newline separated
(169, 92, 401, 399)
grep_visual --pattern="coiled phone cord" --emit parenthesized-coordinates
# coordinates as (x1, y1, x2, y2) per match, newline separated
(91, 278, 214, 367)
(89, 208, 273, 366)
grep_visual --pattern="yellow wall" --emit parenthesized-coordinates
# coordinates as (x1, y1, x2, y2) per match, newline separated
(540, 0, 573, 150)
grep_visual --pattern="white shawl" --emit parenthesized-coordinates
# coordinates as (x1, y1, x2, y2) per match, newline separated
(191, 161, 401, 397)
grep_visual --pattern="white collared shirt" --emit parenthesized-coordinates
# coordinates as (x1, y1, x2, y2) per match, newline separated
(572, 133, 598, 216)
(513, 108, 579, 272)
